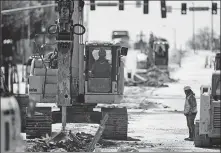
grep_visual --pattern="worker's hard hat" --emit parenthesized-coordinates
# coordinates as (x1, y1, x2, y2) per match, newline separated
(184, 86, 191, 91)
(99, 48, 106, 57)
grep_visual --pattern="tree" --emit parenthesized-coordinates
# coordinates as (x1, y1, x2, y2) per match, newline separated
(186, 26, 220, 51)
(2, 1, 57, 64)
(2, 1, 57, 40)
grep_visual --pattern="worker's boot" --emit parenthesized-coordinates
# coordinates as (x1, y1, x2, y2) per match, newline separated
(188, 131, 194, 141)
(184, 131, 193, 141)
(192, 127, 195, 140)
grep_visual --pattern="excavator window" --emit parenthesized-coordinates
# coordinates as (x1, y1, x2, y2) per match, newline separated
(215, 54, 220, 70)
(89, 47, 112, 78)
(202, 88, 208, 93)
(85, 45, 118, 93)
(215, 80, 220, 96)
(212, 75, 221, 100)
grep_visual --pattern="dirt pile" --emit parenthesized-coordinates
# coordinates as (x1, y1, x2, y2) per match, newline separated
(138, 66, 177, 87)
(25, 132, 116, 152)
(117, 146, 139, 152)
(138, 101, 170, 110)
(97, 98, 170, 110)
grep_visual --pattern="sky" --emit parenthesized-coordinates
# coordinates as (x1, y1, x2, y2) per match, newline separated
(84, 0, 220, 50)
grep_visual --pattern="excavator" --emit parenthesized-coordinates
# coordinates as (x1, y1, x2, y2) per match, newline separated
(194, 52, 220, 147)
(153, 38, 170, 75)
(20, 0, 129, 141)
(111, 30, 130, 48)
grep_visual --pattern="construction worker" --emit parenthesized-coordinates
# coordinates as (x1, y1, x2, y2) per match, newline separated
(91, 48, 111, 78)
(204, 55, 209, 68)
(184, 86, 198, 141)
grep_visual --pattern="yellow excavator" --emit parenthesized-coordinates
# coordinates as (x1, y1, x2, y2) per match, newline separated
(20, 0, 129, 141)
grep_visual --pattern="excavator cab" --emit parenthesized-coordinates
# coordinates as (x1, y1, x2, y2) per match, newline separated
(214, 53, 220, 70)
(84, 42, 128, 104)
(153, 38, 169, 69)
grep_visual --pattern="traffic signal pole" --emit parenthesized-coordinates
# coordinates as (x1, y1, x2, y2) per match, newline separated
(211, 1, 214, 52)
(0, 1, 2, 67)
(192, 2, 196, 54)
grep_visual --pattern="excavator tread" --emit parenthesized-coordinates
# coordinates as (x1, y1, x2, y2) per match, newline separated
(25, 107, 52, 139)
(101, 107, 128, 140)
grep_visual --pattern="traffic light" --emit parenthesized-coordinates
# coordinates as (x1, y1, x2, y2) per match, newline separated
(212, 2, 217, 14)
(136, 1, 141, 8)
(90, 0, 95, 11)
(161, 0, 167, 18)
(143, 0, 149, 14)
(119, 0, 124, 11)
(181, 3, 187, 14)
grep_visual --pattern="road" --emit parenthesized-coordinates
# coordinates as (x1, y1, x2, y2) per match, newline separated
(116, 50, 218, 152)
(52, 50, 219, 152)
(18, 50, 219, 151)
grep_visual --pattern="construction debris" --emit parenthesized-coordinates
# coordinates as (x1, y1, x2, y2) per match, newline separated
(25, 132, 117, 152)
(131, 66, 178, 87)
(117, 146, 139, 152)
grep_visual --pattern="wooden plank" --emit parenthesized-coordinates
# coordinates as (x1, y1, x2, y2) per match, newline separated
(87, 114, 109, 152)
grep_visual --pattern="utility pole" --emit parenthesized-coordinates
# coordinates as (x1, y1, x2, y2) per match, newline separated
(211, 0, 214, 52)
(192, 2, 196, 54)
(21, 22, 25, 82)
(173, 28, 177, 50)
(0, 1, 2, 67)
(85, 3, 89, 42)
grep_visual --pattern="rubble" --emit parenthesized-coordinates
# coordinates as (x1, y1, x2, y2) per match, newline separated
(138, 101, 170, 110)
(135, 66, 178, 87)
(25, 132, 117, 152)
(117, 146, 139, 152)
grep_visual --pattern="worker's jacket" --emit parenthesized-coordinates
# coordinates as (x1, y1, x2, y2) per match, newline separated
(184, 93, 198, 114)
(91, 59, 111, 78)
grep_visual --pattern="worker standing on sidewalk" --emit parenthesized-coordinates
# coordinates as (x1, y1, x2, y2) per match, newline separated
(183, 86, 198, 141)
